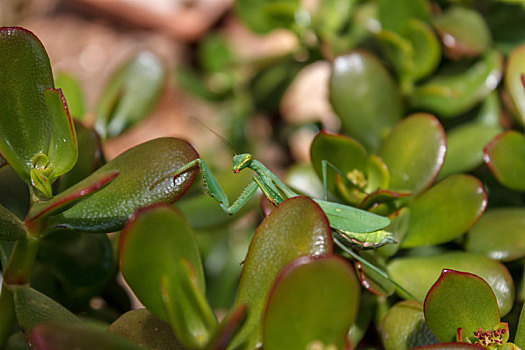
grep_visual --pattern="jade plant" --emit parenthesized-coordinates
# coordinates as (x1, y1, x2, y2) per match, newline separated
(4, 0, 525, 348)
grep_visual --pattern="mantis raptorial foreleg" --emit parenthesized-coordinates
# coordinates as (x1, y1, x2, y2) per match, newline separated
(173, 159, 260, 215)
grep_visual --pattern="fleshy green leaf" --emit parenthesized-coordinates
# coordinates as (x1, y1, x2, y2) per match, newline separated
(119, 204, 215, 348)
(54, 72, 86, 119)
(433, 6, 492, 59)
(27, 170, 119, 223)
(310, 130, 368, 199)
(283, 163, 325, 200)
(235, 0, 300, 34)
(377, 0, 430, 35)
(12, 285, 82, 337)
(424, 270, 500, 343)
(381, 300, 437, 350)
(229, 197, 333, 349)
(404, 20, 441, 81)
(484, 131, 525, 191)
(411, 344, 489, 349)
(108, 309, 184, 350)
(387, 252, 514, 316)
(95, 51, 166, 139)
(330, 50, 403, 151)
(44, 88, 78, 181)
(31, 322, 148, 350)
(410, 50, 503, 118)
(401, 175, 486, 248)
(263, 256, 359, 350)
(505, 45, 525, 126)
(465, 208, 525, 261)
(312, 0, 356, 52)
(377, 20, 440, 92)
(43, 137, 198, 233)
(440, 122, 502, 178)
(0, 27, 53, 184)
(0, 205, 26, 241)
(0, 28, 77, 197)
(379, 114, 446, 195)
(57, 122, 104, 192)
(515, 302, 525, 348)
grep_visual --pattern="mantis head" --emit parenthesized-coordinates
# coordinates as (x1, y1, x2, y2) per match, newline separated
(233, 153, 253, 173)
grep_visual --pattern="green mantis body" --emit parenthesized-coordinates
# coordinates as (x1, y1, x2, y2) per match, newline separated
(170, 153, 395, 249)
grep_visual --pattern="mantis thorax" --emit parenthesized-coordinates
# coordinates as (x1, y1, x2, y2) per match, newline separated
(232, 153, 253, 173)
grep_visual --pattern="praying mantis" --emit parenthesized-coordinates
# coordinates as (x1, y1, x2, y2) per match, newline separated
(163, 152, 395, 249)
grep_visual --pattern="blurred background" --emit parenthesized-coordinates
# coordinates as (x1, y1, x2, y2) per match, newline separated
(0, 0, 299, 166)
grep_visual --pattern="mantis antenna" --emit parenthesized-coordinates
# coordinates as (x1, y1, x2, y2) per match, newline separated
(190, 116, 239, 155)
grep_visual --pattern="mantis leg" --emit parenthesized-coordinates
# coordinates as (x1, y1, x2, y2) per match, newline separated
(155, 158, 263, 215)
(192, 159, 261, 215)
(253, 176, 285, 206)
(225, 181, 259, 214)
(333, 232, 418, 301)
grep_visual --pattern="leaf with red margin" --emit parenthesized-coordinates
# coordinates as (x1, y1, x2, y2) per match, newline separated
(205, 304, 248, 350)
(57, 121, 104, 192)
(504, 45, 525, 126)
(45, 137, 198, 233)
(411, 343, 489, 349)
(229, 197, 333, 349)
(401, 175, 487, 248)
(387, 252, 514, 317)
(263, 256, 359, 350)
(484, 131, 525, 191)
(119, 204, 215, 348)
(27, 170, 119, 222)
(45, 88, 77, 180)
(424, 269, 500, 343)
(433, 6, 492, 60)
